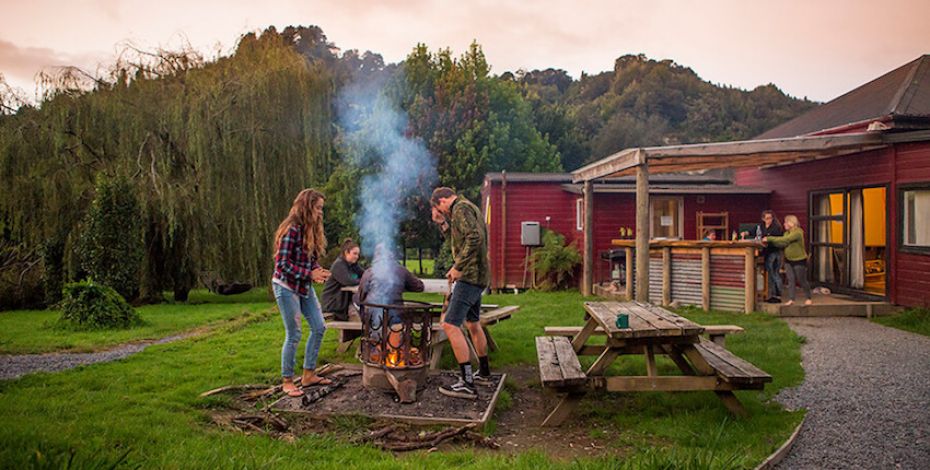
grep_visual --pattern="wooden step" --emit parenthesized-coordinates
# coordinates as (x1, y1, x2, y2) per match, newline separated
(536, 336, 587, 388)
(693, 340, 771, 386)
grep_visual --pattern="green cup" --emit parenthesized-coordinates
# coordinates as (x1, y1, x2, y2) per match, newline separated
(615, 313, 629, 329)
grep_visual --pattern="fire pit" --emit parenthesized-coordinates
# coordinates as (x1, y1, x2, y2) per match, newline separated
(359, 300, 440, 403)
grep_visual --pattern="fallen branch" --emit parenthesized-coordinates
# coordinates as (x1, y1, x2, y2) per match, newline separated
(380, 424, 474, 452)
(232, 413, 289, 432)
(464, 431, 501, 449)
(199, 384, 268, 398)
(352, 424, 399, 444)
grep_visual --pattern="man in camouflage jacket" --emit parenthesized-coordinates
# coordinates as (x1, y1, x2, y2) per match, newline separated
(430, 187, 491, 400)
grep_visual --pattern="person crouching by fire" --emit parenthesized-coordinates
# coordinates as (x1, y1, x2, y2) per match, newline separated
(272, 188, 333, 397)
(430, 187, 492, 400)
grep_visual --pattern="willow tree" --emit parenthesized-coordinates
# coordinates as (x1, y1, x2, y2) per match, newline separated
(0, 29, 338, 307)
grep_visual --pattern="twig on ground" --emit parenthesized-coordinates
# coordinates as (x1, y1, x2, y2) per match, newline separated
(199, 384, 268, 398)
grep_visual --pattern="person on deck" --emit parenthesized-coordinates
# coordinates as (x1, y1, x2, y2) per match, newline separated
(763, 214, 812, 306)
(430, 187, 492, 400)
(754, 210, 785, 304)
(321, 238, 364, 321)
(272, 189, 333, 397)
(702, 229, 717, 241)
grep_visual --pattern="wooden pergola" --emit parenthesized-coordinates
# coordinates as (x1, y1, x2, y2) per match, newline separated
(570, 130, 918, 298)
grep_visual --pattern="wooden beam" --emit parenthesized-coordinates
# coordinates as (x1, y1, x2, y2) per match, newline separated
(594, 376, 725, 392)
(499, 171, 507, 290)
(635, 162, 649, 302)
(702, 247, 711, 311)
(571, 148, 642, 183)
(744, 247, 756, 313)
(582, 180, 594, 296)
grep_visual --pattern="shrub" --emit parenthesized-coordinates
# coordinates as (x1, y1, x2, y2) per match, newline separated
(78, 174, 143, 302)
(531, 229, 581, 291)
(58, 280, 141, 330)
(432, 238, 454, 278)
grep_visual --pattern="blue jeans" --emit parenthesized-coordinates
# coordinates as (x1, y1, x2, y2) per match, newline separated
(764, 251, 783, 298)
(273, 283, 326, 377)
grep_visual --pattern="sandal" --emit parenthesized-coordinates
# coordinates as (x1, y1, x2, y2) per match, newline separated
(282, 380, 304, 397)
(301, 375, 333, 387)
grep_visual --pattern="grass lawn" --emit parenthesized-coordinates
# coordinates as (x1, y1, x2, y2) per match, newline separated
(0, 290, 804, 468)
(0, 288, 274, 354)
(873, 308, 930, 337)
(403, 258, 436, 277)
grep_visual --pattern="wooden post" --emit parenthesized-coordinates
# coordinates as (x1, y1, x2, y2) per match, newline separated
(582, 180, 594, 296)
(702, 247, 711, 311)
(635, 161, 650, 302)
(625, 247, 634, 300)
(662, 247, 671, 305)
(744, 247, 756, 313)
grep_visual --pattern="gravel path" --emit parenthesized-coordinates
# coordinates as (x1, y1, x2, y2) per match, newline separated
(775, 317, 930, 469)
(0, 333, 191, 381)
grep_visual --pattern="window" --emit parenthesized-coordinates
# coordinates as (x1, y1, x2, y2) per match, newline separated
(650, 197, 683, 239)
(901, 185, 930, 250)
(576, 199, 583, 231)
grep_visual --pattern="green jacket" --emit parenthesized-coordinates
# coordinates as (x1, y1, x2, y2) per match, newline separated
(766, 227, 809, 262)
(449, 196, 489, 287)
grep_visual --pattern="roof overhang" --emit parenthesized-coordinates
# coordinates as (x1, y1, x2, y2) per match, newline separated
(570, 130, 930, 183)
(560, 184, 771, 195)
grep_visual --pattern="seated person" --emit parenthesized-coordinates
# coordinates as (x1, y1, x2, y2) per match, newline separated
(353, 258, 425, 326)
(321, 238, 364, 321)
(702, 229, 717, 241)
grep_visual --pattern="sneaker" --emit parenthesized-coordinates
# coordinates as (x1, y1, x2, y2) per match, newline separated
(473, 371, 494, 386)
(439, 378, 478, 400)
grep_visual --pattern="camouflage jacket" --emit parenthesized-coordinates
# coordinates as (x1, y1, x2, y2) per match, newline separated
(449, 196, 489, 287)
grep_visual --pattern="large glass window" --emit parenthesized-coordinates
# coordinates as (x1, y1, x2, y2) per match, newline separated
(902, 187, 930, 248)
(650, 197, 682, 239)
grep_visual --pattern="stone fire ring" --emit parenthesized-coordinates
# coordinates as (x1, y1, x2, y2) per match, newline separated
(270, 365, 507, 427)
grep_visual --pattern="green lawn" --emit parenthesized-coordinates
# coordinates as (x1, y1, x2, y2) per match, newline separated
(0, 288, 274, 354)
(0, 290, 804, 468)
(873, 308, 930, 337)
(403, 258, 436, 277)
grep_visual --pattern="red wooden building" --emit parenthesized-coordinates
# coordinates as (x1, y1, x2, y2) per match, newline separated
(566, 54, 930, 309)
(480, 172, 771, 289)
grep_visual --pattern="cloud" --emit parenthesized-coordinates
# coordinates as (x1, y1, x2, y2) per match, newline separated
(0, 39, 106, 86)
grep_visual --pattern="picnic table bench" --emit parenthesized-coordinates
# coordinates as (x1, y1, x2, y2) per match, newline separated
(536, 301, 770, 426)
(543, 324, 744, 346)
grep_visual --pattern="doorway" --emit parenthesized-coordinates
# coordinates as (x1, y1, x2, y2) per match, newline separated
(809, 186, 887, 297)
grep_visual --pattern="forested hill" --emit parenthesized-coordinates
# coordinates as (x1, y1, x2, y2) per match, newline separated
(0, 25, 816, 308)
(509, 55, 817, 171)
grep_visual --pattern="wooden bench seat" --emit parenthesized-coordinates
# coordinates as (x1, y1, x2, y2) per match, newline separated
(536, 336, 586, 388)
(703, 325, 744, 346)
(693, 340, 771, 387)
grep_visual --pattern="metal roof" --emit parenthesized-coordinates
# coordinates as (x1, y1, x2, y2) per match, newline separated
(758, 55, 930, 139)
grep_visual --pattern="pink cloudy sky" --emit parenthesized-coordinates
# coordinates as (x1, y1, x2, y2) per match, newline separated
(1, 0, 928, 102)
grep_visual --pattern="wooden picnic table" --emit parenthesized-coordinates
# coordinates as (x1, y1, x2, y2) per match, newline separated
(326, 303, 518, 369)
(341, 278, 451, 294)
(536, 301, 771, 426)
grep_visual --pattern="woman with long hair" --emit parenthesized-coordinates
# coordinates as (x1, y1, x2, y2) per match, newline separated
(272, 188, 332, 397)
(764, 214, 813, 306)
(321, 238, 364, 321)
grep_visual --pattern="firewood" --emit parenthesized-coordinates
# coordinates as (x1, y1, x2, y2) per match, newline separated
(352, 424, 399, 444)
(315, 363, 343, 376)
(301, 380, 344, 406)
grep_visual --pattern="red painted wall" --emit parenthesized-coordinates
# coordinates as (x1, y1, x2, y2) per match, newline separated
(482, 179, 769, 289)
(735, 141, 930, 307)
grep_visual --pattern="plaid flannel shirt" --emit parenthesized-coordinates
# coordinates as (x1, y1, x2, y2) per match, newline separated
(272, 225, 320, 297)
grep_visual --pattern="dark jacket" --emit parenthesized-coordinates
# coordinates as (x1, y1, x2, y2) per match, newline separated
(448, 197, 490, 287)
(757, 222, 784, 256)
(353, 263, 424, 307)
(321, 256, 364, 318)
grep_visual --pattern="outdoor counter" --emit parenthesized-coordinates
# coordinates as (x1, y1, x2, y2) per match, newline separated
(611, 240, 763, 313)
